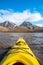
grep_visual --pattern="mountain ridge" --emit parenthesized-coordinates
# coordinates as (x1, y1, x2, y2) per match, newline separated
(0, 21, 16, 28)
(0, 21, 43, 32)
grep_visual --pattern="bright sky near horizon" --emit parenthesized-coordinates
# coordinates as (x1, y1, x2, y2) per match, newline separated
(0, 0, 43, 26)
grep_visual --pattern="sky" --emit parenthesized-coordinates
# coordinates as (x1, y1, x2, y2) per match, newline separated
(0, 0, 43, 26)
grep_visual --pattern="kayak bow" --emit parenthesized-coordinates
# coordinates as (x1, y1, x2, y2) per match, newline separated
(0, 38, 40, 65)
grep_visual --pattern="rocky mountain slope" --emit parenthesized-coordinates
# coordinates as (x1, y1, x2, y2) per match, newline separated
(0, 21, 43, 32)
(0, 21, 16, 28)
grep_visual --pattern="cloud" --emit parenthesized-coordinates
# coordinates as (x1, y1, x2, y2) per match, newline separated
(0, 9, 43, 25)
(28, 12, 43, 21)
(35, 24, 43, 27)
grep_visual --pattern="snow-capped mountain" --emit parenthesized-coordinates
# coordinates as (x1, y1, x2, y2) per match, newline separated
(0, 21, 16, 28)
(0, 20, 43, 32)
(20, 21, 34, 29)
(20, 21, 33, 27)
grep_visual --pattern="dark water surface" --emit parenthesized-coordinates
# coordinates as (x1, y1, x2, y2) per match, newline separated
(0, 33, 43, 65)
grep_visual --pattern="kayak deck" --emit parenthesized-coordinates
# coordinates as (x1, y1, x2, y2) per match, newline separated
(0, 37, 40, 65)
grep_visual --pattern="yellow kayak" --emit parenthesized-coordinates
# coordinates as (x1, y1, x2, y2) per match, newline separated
(0, 38, 40, 65)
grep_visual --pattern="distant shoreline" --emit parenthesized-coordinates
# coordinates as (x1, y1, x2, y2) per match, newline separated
(0, 31, 43, 33)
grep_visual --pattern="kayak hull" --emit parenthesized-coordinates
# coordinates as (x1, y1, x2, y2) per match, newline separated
(0, 38, 40, 65)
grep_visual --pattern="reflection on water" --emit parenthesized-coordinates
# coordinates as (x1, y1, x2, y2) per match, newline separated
(0, 33, 43, 65)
